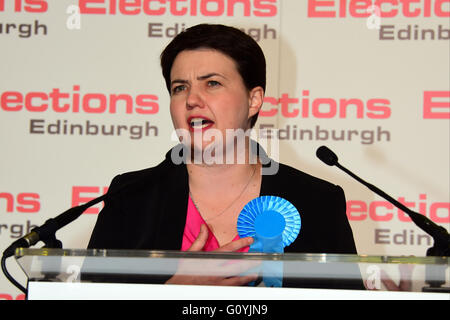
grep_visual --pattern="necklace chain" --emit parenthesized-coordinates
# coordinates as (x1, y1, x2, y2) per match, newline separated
(189, 165, 257, 222)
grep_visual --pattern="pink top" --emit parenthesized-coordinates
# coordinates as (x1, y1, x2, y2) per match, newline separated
(181, 196, 249, 252)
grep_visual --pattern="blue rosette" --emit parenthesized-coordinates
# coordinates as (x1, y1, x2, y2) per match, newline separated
(237, 196, 301, 287)
(237, 196, 301, 251)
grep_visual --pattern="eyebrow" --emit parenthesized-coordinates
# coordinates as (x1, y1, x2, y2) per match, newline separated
(170, 73, 227, 86)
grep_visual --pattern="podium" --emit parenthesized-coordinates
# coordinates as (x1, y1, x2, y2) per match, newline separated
(15, 248, 449, 300)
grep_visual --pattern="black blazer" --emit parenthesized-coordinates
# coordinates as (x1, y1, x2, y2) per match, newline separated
(88, 147, 357, 254)
(87, 146, 363, 289)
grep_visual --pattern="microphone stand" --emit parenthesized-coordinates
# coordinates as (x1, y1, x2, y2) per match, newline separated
(338, 163, 449, 292)
(335, 162, 450, 255)
(2, 170, 152, 293)
(3, 194, 107, 259)
(317, 146, 449, 293)
(2, 194, 107, 293)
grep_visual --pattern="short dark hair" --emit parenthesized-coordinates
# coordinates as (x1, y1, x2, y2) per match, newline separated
(160, 24, 266, 128)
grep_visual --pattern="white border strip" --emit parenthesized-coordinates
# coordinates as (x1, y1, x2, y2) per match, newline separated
(27, 282, 449, 300)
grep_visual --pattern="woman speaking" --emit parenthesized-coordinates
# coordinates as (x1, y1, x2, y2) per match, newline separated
(88, 24, 359, 287)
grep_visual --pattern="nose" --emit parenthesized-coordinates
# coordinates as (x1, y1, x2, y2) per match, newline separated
(186, 86, 205, 110)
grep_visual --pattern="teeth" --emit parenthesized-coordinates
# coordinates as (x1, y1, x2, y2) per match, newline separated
(190, 118, 212, 129)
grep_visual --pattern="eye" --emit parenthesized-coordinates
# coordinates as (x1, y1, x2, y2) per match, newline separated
(207, 80, 221, 88)
(171, 85, 186, 95)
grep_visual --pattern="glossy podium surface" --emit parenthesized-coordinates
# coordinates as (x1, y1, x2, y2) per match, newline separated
(15, 248, 450, 299)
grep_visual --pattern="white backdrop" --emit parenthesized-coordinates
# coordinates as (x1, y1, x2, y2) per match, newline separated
(1, 0, 449, 299)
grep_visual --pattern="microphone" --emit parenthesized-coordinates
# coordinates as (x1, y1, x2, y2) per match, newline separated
(316, 145, 449, 256)
(1, 195, 108, 293)
(1, 190, 107, 294)
(2, 195, 106, 259)
(1, 170, 153, 294)
(2, 171, 151, 259)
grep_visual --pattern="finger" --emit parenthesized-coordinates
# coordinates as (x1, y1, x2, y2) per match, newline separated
(398, 264, 414, 291)
(188, 224, 209, 252)
(216, 237, 254, 252)
(213, 260, 261, 278)
(380, 270, 400, 291)
(220, 274, 259, 286)
(398, 279, 412, 291)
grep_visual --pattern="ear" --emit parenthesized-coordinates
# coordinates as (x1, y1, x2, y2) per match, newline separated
(247, 86, 264, 119)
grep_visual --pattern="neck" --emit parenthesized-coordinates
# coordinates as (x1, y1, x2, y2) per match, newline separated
(187, 162, 258, 193)
(189, 133, 259, 162)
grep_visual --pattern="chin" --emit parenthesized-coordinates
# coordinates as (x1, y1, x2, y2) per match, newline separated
(189, 140, 227, 165)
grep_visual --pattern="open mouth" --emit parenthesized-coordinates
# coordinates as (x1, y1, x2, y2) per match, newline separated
(188, 116, 214, 131)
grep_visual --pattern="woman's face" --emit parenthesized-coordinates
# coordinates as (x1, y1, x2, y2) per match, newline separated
(169, 49, 263, 156)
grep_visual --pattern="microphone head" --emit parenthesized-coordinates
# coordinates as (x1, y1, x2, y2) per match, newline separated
(316, 146, 338, 166)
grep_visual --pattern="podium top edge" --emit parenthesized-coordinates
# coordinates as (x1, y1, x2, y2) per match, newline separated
(14, 248, 449, 264)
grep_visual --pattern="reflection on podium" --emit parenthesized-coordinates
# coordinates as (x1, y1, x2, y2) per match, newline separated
(15, 248, 449, 300)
